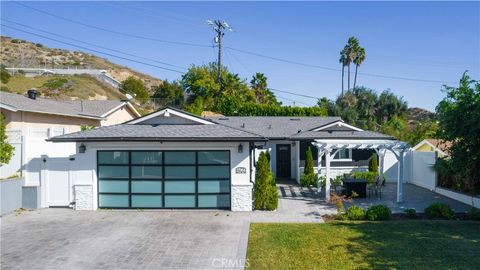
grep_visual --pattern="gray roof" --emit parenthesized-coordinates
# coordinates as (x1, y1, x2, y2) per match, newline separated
(48, 124, 267, 142)
(0, 91, 128, 119)
(291, 130, 395, 140)
(207, 116, 342, 139)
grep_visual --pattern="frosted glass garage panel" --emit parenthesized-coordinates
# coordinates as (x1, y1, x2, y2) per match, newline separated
(165, 195, 195, 208)
(198, 195, 230, 208)
(198, 166, 230, 178)
(198, 151, 229, 164)
(165, 166, 195, 179)
(165, 152, 195, 164)
(99, 195, 129, 207)
(165, 181, 195, 193)
(131, 166, 162, 178)
(98, 151, 128, 164)
(131, 152, 162, 164)
(131, 181, 162, 193)
(131, 195, 162, 208)
(99, 180, 129, 193)
(98, 166, 129, 178)
(198, 180, 230, 193)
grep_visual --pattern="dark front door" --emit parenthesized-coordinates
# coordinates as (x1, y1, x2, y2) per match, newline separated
(276, 144, 291, 178)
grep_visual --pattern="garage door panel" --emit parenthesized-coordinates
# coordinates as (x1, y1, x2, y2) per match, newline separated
(97, 150, 231, 209)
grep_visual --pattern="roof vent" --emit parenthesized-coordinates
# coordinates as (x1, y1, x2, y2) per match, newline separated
(297, 130, 302, 133)
(268, 124, 272, 129)
(290, 118, 301, 121)
(218, 117, 229, 120)
(328, 130, 333, 134)
(27, 89, 37, 100)
(241, 123, 245, 128)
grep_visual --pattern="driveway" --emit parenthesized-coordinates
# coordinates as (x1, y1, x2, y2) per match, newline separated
(1, 182, 332, 270)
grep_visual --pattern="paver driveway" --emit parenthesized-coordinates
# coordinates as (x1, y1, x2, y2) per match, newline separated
(1, 182, 332, 270)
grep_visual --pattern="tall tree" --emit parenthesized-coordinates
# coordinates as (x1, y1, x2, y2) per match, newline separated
(353, 46, 366, 89)
(436, 72, 480, 194)
(250, 73, 278, 105)
(341, 37, 360, 91)
(339, 50, 348, 96)
(151, 80, 185, 107)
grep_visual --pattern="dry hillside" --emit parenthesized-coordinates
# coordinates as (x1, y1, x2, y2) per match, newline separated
(1, 36, 162, 90)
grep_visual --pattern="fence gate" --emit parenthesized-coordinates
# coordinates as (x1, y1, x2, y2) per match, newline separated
(45, 157, 72, 207)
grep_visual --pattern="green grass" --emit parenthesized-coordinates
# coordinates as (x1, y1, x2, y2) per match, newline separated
(247, 221, 480, 270)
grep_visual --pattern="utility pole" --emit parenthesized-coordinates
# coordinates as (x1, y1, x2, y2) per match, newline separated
(207, 19, 233, 89)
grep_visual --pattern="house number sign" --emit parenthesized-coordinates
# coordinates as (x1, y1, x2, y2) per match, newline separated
(235, 167, 247, 174)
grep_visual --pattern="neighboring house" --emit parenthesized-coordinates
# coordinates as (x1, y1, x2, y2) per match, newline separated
(0, 90, 141, 180)
(413, 139, 451, 157)
(48, 106, 394, 211)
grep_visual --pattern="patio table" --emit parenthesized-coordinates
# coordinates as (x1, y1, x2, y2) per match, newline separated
(343, 179, 368, 198)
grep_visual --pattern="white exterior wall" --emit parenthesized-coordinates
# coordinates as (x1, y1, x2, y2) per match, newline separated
(70, 141, 253, 211)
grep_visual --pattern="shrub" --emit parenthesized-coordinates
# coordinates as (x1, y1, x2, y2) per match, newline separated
(468, 207, 480, 221)
(300, 173, 317, 187)
(353, 171, 378, 184)
(404, 208, 417, 218)
(300, 147, 318, 187)
(368, 153, 378, 173)
(366, 205, 392, 221)
(347, 206, 366, 220)
(253, 152, 278, 210)
(424, 203, 454, 220)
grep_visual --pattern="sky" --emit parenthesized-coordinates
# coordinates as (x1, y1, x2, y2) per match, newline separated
(1, 1, 479, 111)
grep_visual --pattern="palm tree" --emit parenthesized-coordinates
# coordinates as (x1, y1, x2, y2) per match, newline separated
(353, 46, 366, 89)
(345, 37, 359, 91)
(339, 50, 348, 96)
(250, 72, 268, 103)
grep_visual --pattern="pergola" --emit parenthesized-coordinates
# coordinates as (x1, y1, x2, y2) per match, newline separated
(312, 139, 410, 203)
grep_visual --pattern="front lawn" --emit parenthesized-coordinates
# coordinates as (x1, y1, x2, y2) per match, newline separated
(247, 221, 480, 269)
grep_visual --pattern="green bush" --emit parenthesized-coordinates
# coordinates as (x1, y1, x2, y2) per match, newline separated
(347, 206, 366, 220)
(468, 207, 480, 221)
(366, 205, 392, 221)
(254, 152, 278, 210)
(300, 147, 318, 187)
(353, 171, 378, 184)
(300, 173, 317, 187)
(424, 203, 454, 220)
(404, 208, 417, 218)
(368, 153, 378, 173)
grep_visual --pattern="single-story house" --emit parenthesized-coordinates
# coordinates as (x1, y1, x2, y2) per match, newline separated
(413, 139, 451, 157)
(0, 90, 141, 179)
(49, 106, 398, 211)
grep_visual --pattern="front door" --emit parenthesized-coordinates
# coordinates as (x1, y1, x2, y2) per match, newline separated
(276, 144, 291, 178)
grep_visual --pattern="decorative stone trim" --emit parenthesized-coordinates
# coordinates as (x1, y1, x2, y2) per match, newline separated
(74, 185, 93, 210)
(231, 184, 253, 211)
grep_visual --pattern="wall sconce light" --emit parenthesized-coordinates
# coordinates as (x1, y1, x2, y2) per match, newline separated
(79, 143, 86, 153)
(238, 144, 243, 153)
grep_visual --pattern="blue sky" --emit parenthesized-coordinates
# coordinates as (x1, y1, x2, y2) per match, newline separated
(1, 1, 479, 111)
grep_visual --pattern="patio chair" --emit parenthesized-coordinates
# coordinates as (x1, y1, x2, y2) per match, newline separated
(368, 176, 385, 199)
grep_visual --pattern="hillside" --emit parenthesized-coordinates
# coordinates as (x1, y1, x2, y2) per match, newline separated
(0, 36, 163, 92)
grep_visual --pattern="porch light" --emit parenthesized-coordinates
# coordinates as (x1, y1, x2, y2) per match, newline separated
(238, 144, 243, 153)
(79, 143, 86, 153)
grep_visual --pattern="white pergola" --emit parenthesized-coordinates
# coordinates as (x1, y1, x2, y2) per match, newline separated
(312, 139, 410, 203)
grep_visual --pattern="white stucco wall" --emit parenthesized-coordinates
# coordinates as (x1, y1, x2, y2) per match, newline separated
(69, 141, 253, 211)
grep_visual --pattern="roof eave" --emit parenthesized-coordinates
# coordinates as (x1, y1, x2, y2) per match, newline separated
(47, 137, 268, 142)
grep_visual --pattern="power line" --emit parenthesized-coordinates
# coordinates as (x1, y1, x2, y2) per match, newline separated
(268, 88, 321, 100)
(226, 47, 457, 84)
(12, 1, 211, 48)
(1, 19, 188, 71)
(1, 24, 185, 74)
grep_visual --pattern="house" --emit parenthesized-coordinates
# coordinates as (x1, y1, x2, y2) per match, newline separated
(413, 139, 451, 157)
(0, 90, 141, 180)
(47, 106, 396, 211)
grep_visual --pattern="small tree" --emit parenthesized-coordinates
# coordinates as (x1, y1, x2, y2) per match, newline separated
(254, 152, 278, 210)
(0, 113, 14, 164)
(301, 147, 318, 187)
(368, 153, 378, 173)
(119, 76, 149, 102)
(1, 65, 11, 84)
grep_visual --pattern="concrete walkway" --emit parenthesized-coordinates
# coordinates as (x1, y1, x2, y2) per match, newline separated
(1, 181, 331, 270)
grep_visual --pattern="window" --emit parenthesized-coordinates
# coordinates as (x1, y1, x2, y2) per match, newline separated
(333, 149, 352, 161)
